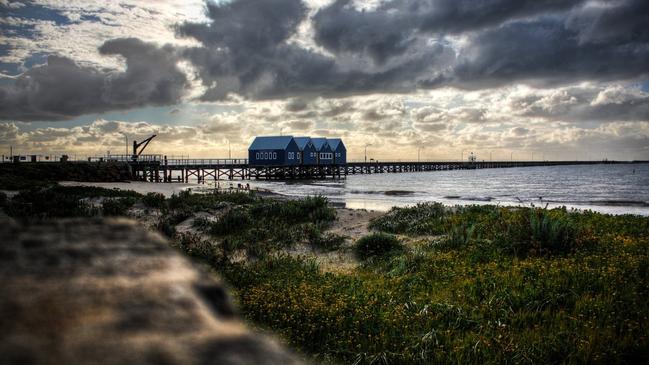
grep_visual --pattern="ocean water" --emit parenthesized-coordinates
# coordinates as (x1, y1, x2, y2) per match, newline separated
(234, 163, 649, 215)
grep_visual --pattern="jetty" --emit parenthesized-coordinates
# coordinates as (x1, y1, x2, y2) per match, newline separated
(122, 156, 632, 182)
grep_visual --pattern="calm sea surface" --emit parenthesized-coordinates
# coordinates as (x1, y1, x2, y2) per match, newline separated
(234, 163, 649, 215)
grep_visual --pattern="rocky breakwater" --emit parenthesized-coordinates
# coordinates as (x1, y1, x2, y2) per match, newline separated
(0, 216, 301, 365)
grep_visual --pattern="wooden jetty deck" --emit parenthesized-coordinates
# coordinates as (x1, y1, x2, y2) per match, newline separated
(128, 157, 631, 182)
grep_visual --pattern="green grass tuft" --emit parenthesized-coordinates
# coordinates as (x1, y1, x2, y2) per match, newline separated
(354, 232, 404, 260)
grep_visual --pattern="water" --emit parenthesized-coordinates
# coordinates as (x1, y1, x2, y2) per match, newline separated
(232, 163, 649, 215)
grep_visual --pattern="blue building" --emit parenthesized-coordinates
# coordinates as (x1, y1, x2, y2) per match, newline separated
(248, 136, 300, 166)
(311, 137, 334, 165)
(293, 137, 318, 165)
(327, 138, 347, 165)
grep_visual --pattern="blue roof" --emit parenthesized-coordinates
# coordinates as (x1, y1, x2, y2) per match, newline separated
(293, 137, 312, 150)
(249, 136, 294, 150)
(311, 137, 329, 151)
(327, 138, 344, 150)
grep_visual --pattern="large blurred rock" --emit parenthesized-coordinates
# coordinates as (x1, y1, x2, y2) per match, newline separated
(0, 217, 301, 365)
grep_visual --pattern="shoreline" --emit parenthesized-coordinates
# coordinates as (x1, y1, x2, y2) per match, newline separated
(56, 180, 649, 216)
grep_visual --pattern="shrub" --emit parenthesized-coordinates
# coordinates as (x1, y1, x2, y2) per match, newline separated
(175, 232, 216, 260)
(209, 208, 252, 236)
(168, 189, 256, 212)
(5, 188, 96, 219)
(192, 216, 212, 230)
(369, 202, 448, 235)
(249, 196, 335, 225)
(102, 197, 135, 216)
(303, 223, 346, 251)
(439, 222, 475, 250)
(156, 212, 192, 237)
(354, 233, 404, 260)
(0, 191, 6, 207)
(529, 209, 577, 254)
(142, 192, 166, 209)
(48, 185, 141, 198)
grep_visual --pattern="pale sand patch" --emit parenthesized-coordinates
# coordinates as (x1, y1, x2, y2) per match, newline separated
(283, 208, 386, 274)
(328, 207, 383, 241)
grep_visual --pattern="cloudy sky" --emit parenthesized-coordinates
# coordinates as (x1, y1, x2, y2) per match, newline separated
(1, 0, 648, 161)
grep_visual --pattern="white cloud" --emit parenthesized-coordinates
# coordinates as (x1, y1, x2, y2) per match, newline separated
(1, 0, 206, 71)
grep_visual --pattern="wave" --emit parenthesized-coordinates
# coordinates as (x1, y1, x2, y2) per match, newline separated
(350, 190, 416, 196)
(556, 199, 649, 207)
(444, 195, 494, 202)
(384, 190, 416, 196)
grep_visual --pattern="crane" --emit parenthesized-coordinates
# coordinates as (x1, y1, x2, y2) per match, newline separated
(131, 134, 156, 161)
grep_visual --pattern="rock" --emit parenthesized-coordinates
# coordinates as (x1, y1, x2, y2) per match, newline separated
(0, 217, 302, 365)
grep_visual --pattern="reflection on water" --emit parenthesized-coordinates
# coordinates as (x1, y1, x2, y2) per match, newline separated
(235, 163, 649, 215)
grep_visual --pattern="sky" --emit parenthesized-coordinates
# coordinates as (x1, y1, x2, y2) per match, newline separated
(1, 0, 648, 161)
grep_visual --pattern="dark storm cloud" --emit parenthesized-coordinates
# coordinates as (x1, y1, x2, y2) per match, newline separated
(0, 38, 188, 121)
(177, 0, 649, 101)
(176, 0, 453, 101)
(451, 15, 649, 88)
(3, 0, 649, 121)
(313, 0, 583, 64)
(565, 0, 649, 45)
(284, 98, 311, 112)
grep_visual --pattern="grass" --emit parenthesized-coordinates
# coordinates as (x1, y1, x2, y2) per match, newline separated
(192, 196, 338, 260)
(3, 185, 648, 364)
(215, 204, 649, 364)
(167, 189, 258, 213)
(369, 202, 448, 235)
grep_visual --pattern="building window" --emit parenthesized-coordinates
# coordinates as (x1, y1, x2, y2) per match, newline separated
(264, 152, 268, 159)
(256, 152, 260, 159)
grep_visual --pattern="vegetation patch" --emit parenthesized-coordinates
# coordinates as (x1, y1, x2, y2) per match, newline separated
(3, 185, 141, 220)
(4, 184, 648, 364)
(304, 223, 347, 252)
(213, 204, 649, 364)
(369, 202, 449, 235)
(142, 192, 166, 209)
(354, 232, 404, 260)
(102, 197, 136, 216)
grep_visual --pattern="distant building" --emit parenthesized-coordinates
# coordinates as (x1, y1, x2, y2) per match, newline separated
(311, 137, 334, 165)
(248, 136, 300, 166)
(293, 137, 318, 165)
(327, 138, 347, 165)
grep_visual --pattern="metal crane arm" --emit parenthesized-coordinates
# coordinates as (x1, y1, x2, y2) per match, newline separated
(132, 134, 156, 160)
